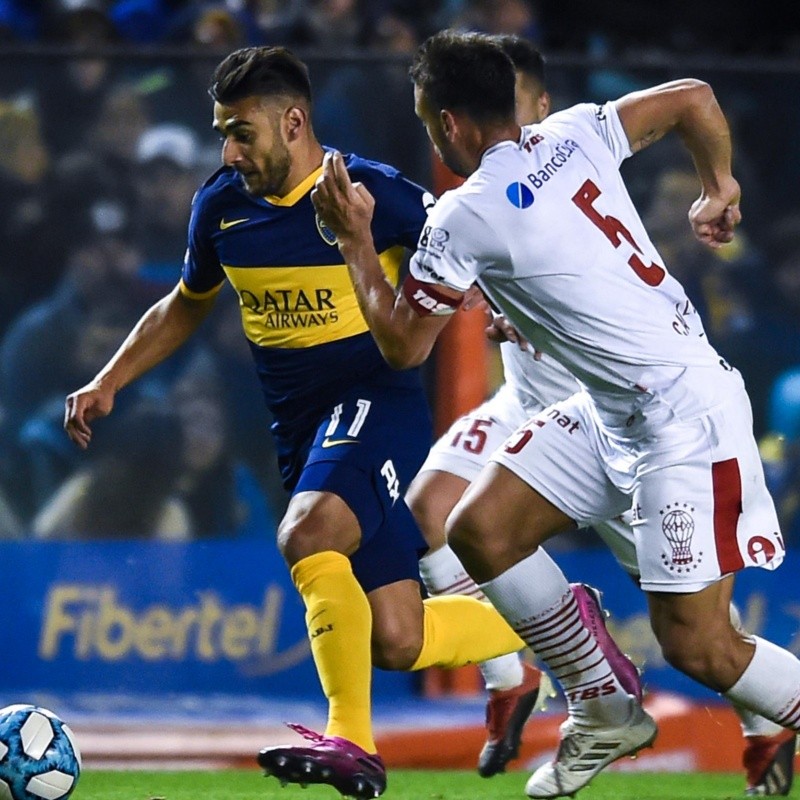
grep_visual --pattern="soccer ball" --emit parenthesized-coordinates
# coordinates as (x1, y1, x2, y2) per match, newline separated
(0, 705, 81, 800)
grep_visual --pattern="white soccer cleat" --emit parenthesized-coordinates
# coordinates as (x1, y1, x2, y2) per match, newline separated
(525, 700, 657, 798)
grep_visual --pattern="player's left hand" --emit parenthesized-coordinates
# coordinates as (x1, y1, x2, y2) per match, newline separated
(311, 150, 375, 246)
(462, 285, 489, 312)
(486, 313, 532, 353)
(688, 177, 742, 249)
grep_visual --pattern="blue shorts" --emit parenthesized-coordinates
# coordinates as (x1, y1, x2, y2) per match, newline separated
(293, 378, 432, 593)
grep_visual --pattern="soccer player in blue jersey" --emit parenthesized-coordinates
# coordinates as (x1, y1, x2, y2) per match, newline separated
(63, 46, 537, 798)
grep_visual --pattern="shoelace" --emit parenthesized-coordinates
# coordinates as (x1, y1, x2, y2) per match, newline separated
(556, 731, 584, 760)
(286, 722, 325, 742)
(284, 721, 384, 771)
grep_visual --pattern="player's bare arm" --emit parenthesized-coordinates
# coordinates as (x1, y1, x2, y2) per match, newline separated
(64, 284, 217, 449)
(615, 79, 741, 249)
(311, 150, 459, 368)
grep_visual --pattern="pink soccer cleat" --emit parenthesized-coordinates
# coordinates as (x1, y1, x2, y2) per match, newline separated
(257, 723, 386, 798)
(570, 583, 643, 701)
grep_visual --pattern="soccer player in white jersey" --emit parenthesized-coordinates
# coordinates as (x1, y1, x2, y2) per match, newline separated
(311, 29, 800, 799)
(410, 34, 646, 781)
(407, 35, 797, 796)
(411, 36, 560, 780)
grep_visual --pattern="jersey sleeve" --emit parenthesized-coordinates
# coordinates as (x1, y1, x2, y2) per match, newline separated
(180, 189, 226, 298)
(550, 101, 633, 167)
(408, 192, 505, 292)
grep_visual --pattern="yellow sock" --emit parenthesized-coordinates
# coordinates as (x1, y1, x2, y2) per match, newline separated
(411, 595, 526, 671)
(291, 551, 376, 753)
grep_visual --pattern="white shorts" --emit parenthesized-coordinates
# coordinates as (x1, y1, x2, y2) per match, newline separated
(491, 389, 785, 593)
(594, 513, 639, 578)
(422, 384, 642, 578)
(419, 383, 532, 482)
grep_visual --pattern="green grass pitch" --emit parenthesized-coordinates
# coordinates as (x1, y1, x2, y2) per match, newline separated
(75, 769, 774, 800)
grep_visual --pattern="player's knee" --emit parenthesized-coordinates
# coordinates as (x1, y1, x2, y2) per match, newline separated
(446, 502, 497, 578)
(276, 514, 357, 566)
(406, 494, 444, 552)
(370, 621, 422, 671)
(276, 518, 315, 564)
(406, 476, 450, 551)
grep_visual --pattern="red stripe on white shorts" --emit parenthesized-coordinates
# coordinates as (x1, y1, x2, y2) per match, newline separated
(712, 458, 744, 573)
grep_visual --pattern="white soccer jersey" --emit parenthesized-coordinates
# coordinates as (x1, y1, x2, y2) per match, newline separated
(410, 101, 743, 438)
(501, 341, 580, 415)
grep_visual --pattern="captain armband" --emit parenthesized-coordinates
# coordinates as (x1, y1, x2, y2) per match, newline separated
(402, 275, 463, 317)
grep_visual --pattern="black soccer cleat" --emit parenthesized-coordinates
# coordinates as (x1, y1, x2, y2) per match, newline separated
(478, 661, 545, 777)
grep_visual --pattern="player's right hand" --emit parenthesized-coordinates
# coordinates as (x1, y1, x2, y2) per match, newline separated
(486, 313, 530, 351)
(311, 150, 375, 247)
(688, 176, 741, 248)
(63, 382, 115, 449)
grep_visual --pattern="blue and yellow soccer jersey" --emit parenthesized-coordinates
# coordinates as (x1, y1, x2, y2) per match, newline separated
(181, 151, 429, 489)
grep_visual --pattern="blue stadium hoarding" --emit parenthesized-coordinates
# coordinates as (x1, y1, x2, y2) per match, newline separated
(0, 540, 415, 698)
(0, 541, 797, 702)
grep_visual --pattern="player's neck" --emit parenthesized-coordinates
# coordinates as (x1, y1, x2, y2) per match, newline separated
(281, 140, 326, 197)
(456, 119, 520, 174)
(476, 123, 521, 165)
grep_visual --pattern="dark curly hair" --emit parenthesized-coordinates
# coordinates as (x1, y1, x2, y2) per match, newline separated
(409, 30, 516, 123)
(492, 34, 546, 85)
(209, 46, 312, 105)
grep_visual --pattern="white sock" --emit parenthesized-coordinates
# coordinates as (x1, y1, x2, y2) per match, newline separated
(727, 605, 785, 737)
(735, 705, 785, 738)
(725, 636, 800, 732)
(480, 548, 632, 726)
(419, 545, 524, 691)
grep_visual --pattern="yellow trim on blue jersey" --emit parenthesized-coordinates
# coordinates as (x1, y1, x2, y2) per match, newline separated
(264, 166, 324, 207)
(223, 245, 405, 349)
(179, 277, 225, 300)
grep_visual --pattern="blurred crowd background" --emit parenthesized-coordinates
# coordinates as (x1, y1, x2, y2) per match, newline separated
(0, 0, 799, 549)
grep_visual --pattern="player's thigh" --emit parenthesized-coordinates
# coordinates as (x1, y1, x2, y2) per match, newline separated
(407, 385, 531, 551)
(277, 490, 362, 565)
(647, 573, 735, 644)
(447, 462, 575, 582)
(479, 391, 629, 534)
(367, 578, 425, 670)
(632, 392, 784, 594)
(593, 512, 641, 579)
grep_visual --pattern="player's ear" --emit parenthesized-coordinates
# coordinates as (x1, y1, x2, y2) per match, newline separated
(283, 105, 307, 142)
(538, 90, 551, 119)
(441, 109, 457, 141)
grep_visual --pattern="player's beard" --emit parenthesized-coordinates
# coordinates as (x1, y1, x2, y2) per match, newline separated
(438, 143, 470, 179)
(240, 137, 292, 196)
